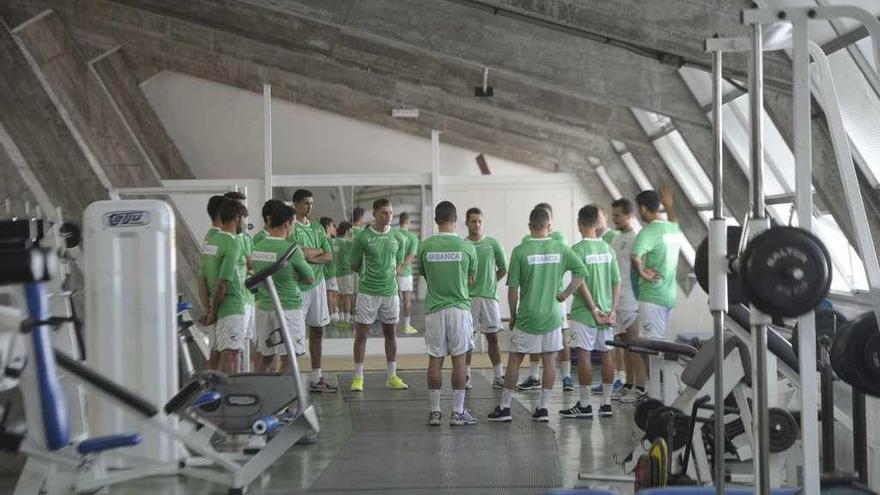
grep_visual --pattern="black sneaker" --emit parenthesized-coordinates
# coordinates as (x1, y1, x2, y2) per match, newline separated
(517, 376, 542, 390)
(598, 404, 613, 417)
(532, 408, 550, 422)
(488, 406, 512, 422)
(559, 401, 593, 419)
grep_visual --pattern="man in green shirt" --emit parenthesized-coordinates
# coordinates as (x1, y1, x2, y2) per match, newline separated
(464, 207, 507, 389)
(488, 207, 586, 423)
(252, 203, 314, 372)
(320, 217, 340, 324)
(290, 189, 337, 393)
(334, 221, 355, 326)
(224, 191, 255, 372)
(559, 205, 621, 419)
(396, 212, 420, 335)
(199, 195, 227, 333)
(253, 199, 284, 246)
(632, 186, 681, 343)
(199, 198, 248, 374)
(350, 198, 409, 392)
(420, 201, 479, 427)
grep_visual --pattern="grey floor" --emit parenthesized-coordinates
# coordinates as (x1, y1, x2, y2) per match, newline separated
(0, 368, 640, 494)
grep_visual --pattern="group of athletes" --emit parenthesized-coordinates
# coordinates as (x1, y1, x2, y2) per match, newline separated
(197, 185, 682, 427)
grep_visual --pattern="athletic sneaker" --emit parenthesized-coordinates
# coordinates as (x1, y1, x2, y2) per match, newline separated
(492, 376, 505, 389)
(450, 409, 478, 426)
(532, 408, 550, 422)
(612, 379, 624, 393)
(562, 377, 575, 392)
(619, 387, 646, 404)
(559, 402, 593, 419)
(427, 411, 442, 426)
(517, 376, 542, 391)
(612, 384, 633, 401)
(487, 406, 512, 422)
(310, 376, 339, 393)
(404, 325, 419, 335)
(350, 376, 364, 392)
(330, 313, 340, 324)
(591, 383, 604, 394)
(386, 374, 410, 390)
(598, 404, 613, 417)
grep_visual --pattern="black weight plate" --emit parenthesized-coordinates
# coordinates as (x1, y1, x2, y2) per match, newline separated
(768, 407, 799, 453)
(853, 312, 880, 398)
(831, 317, 857, 386)
(838, 313, 876, 396)
(695, 226, 744, 304)
(644, 406, 689, 451)
(634, 398, 664, 431)
(740, 227, 832, 318)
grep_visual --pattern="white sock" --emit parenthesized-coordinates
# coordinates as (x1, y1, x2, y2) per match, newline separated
(493, 364, 504, 379)
(530, 362, 541, 380)
(539, 388, 552, 409)
(387, 361, 397, 378)
(561, 360, 571, 379)
(430, 389, 442, 412)
(579, 385, 590, 405)
(310, 368, 322, 383)
(453, 389, 466, 414)
(402, 316, 411, 329)
(603, 383, 614, 405)
(501, 389, 514, 409)
(331, 312, 339, 321)
(618, 370, 627, 383)
(354, 363, 364, 378)
(466, 365, 472, 378)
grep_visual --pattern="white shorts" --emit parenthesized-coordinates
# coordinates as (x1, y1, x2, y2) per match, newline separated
(639, 301, 673, 340)
(355, 293, 400, 325)
(569, 320, 613, 352)
(470, 297, 502, 334)
(615, 306, 639, 335)
(254, 308, 306, 356)
(212, 314, 247, 352)
(301, 280, 331, 328)
(326, 277, 339, 293)
(397, 275, 414, 293)
(509, 328, 563, 354)
(337, 273, 356, 295)
(559, 302, 569, 330)
(425, 307, 474, 357)
(244, 303, 255, 340)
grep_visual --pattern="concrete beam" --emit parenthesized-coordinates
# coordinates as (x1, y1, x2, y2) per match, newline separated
(11, 11, 204, 311)
(90, 47, 195, 180)
(103, 0, 708, 126)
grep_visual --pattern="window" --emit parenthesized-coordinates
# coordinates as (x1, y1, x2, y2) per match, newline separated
(595, 166, 622, 199)
(814, 213, 869, 292)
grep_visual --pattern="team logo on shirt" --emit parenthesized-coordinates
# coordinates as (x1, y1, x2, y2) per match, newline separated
(584, 253, 613, 265)
(426, 252, 463, 262)
(202, 245, 218, 255)
(104, 210, 150, 228)
(252, 251, 276, 262)
(527, 254, 560, 265)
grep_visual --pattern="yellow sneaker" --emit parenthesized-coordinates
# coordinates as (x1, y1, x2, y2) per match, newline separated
(350, 376, 364, 392)
(404, 325, 419, 335)
(386, 374, 410, 390)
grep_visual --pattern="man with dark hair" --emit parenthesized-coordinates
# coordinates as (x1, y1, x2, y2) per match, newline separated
(224, 191, 255, 371)
(396, 212, 419, 335)
(254, 199, 285, 245)
(334, 221, 355, 325)
(350, 198, 409, 391)
(207, 195, 226, 229)
(560, 204, 620, 419)
(319, 217, 340, 324)
(290, 189, 338, 393)
(200, 198, 249, 373)
(351, 206, 366, 235)
(465, 207, 507, 389)
(488, 208, 586, 423)
(200, 195, 226, 333)
(608, 198, 644, 401)
(629, 186, 680, 402)
(252, 204, 314, 372)
(420, 201, 478, 426)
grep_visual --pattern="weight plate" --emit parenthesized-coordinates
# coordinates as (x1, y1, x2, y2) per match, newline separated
(767, 407, 799, 453)
(644, 406, 690, 451)
(831, 317, 857, 386)
(634, 398, 664, 431)
(739, 227, 832, 318)
(792, 308, 847, 357)
(853, 312, 880, 398)
(695, 226, 744, 304)
(649, 438, 669, 487)
(634, 454, 652, 492)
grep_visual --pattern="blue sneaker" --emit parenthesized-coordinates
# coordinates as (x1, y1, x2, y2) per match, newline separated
(562, 376, 575, 392)
(591, 383, 603, 395)
(612, 379, 624, 393)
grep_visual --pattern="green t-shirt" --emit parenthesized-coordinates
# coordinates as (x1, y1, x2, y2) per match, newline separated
(602, 229, 619, 244)
(570, 238, 620, 328)
(632, 220, 682, 308)
(252, 229, 268, 245)
(396, 228, 419, 277)
(351, 226, 405, 296)
(467, 235, 506, 300)
(333, 237, 352, 277)
(324, 237, 337, 278)
(418, 233, 477, 313)
(238, 232, 255, 305)
(521, 229, 566, 245)
(288, 219, 332, 291)
(508, 237, 586, 334)
(251, 237, 314, 311)
(200, 230, 246, 319)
